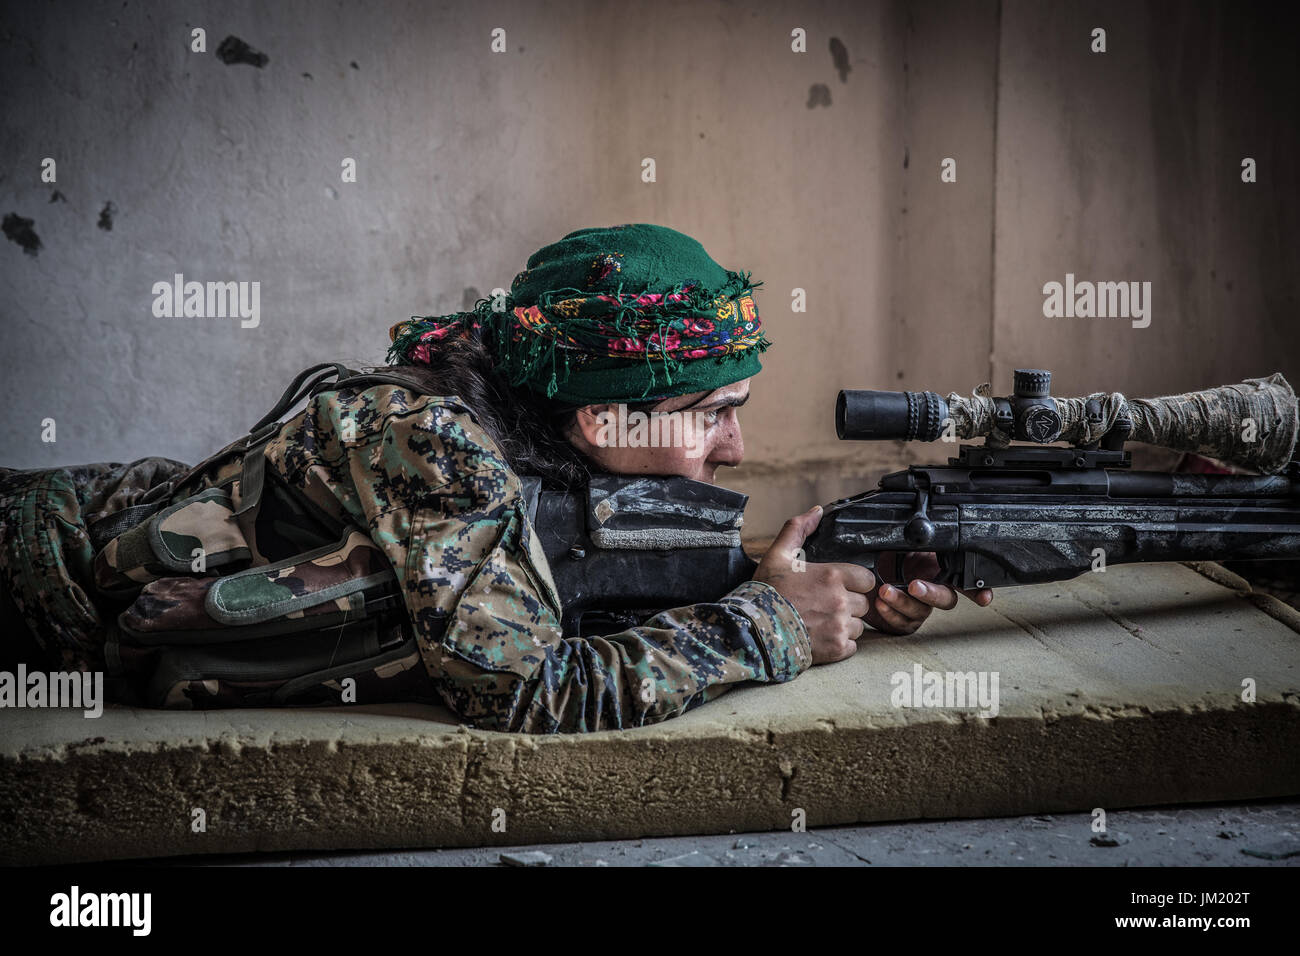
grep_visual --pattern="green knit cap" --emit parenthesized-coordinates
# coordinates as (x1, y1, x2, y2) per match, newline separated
(388, 224, 770, 405)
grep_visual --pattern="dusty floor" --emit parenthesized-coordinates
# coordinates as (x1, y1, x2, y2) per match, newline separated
(127, 799, 1300, 867)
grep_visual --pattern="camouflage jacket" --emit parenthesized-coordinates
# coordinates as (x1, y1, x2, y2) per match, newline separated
(0, 379, 813, 733)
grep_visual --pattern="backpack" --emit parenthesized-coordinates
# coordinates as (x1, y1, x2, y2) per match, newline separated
(90, 362, 441, 709)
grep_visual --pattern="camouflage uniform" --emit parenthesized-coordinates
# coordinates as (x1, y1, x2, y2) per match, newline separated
(0, 457, 189, 672)
(0, 381, 812, 733)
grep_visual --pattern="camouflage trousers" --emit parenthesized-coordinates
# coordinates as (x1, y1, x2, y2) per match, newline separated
(0, 457, 189, 672)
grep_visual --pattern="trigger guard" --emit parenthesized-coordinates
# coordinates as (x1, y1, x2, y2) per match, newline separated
(898, 551, 959, 588)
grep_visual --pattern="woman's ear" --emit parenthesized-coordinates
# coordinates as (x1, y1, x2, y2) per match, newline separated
(569, 404, 616, 453)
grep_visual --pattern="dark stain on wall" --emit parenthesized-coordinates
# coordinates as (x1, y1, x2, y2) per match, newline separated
(49, 190, 66, 203)
(830, 37, 851, 82)
(216, 36, 269, 68)
(3, 213, 42, 256)
(807, 83, 831, 108)
(98, 201, 116, 231)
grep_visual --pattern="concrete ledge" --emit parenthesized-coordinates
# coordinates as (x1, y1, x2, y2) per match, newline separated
(2, 562, 1298, 865)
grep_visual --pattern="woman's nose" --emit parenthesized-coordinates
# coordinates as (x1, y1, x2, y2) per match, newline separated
(710, 417, 744, 467)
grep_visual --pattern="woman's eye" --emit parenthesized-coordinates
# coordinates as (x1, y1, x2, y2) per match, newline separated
(703, 409, 721, 425)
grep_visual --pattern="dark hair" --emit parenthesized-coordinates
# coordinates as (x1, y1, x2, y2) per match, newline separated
(376, 335, 668, 490)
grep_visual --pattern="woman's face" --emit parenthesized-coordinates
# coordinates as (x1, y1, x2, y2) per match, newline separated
(568, 378, 750, 484)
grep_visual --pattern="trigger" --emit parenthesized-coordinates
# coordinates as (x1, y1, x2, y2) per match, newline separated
(934, 552, 959, 587)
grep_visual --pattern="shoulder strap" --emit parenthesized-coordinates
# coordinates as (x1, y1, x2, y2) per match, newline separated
(155, 362, 360, 514)
(233, 362, 358, 516)
(250, 362, 360, 434)
(330, 368, 432, 394)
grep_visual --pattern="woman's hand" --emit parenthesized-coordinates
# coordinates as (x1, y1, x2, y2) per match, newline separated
(753, 505, 876, 665)
(865, 551, 993, 635)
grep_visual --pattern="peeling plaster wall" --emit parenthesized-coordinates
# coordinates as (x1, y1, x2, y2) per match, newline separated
(1, 0, 1296, 539)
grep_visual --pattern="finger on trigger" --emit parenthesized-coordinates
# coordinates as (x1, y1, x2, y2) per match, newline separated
(909, 579, 958, 611)
(879, 584, 930, 620)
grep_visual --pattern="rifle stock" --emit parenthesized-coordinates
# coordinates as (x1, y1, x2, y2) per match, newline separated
(524, 474, 757, 636)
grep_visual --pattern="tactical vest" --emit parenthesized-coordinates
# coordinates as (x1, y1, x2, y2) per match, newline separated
(89, 363, 441, 710)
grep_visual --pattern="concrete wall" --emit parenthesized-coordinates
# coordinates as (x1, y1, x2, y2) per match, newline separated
(993, 0, 1299, 397)
(2, 0, 1296, 538)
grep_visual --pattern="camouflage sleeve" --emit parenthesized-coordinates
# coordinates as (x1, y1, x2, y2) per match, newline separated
(0, 458, 190, 671)
(354, 397, 813, 734)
